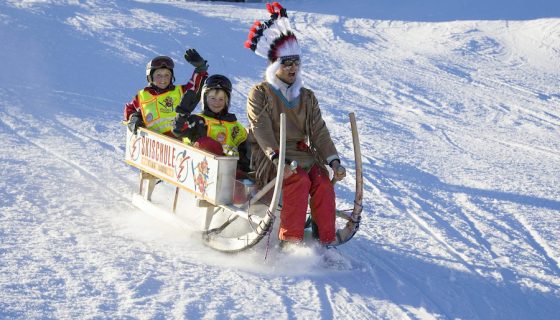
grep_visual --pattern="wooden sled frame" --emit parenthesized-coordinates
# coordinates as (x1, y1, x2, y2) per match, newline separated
(124, 113, 363, 253)
(331, 112, 363, 246)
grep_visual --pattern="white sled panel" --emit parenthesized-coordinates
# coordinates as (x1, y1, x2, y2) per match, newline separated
(125, 128, 238, 205)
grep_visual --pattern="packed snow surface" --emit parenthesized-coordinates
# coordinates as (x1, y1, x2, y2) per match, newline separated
(1, 0, 559, 319)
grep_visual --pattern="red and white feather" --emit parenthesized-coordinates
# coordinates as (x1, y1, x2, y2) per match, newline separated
(244, 2, 301, 62)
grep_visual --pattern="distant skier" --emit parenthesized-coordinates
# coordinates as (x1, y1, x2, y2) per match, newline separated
(172, 74, 251, 176)
(124, 49, 208, 137)
(244, 3, 346, 247)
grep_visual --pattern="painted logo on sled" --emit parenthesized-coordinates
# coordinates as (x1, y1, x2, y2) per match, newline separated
(174, 150, 191, 183)
(129, 135, 142, 161)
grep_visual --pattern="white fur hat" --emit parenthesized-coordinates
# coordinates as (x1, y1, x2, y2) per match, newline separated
(244, 2, 301, 62)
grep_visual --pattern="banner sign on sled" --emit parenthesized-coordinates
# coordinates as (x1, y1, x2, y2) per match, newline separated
(125, 128, 238, 205)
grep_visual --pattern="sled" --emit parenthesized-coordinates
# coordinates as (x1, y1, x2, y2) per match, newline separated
(124, 113, 363, 253)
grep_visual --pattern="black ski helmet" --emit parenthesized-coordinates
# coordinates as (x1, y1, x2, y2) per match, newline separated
(202, 74, 232, 111)
(146, 56, 175, 84)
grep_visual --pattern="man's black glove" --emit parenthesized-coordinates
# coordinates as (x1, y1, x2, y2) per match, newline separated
(127, 111, 144, 134)
(184, 48, 208, 72)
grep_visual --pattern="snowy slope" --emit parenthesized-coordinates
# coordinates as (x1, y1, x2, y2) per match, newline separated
(1, 0, 559, 319)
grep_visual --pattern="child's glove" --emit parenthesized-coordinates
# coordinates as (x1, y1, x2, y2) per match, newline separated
(172, 113, 189, 137)
(127, 111, 144, 134)
(184, 48, 208, 72)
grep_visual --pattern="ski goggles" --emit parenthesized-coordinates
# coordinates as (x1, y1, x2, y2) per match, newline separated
(280, 56, 300, 67)
(148, 56, 174, 69)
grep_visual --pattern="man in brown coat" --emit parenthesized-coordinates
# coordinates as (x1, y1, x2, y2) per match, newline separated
(245, 3, 346, 246)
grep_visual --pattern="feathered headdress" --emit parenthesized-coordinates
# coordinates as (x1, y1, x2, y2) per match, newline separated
(244, 2, 301, 62)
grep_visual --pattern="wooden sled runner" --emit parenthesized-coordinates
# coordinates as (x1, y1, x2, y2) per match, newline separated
(124, 113, 363, 253)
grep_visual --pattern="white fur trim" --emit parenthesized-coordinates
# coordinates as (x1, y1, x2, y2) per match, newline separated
(265, 60, 303, 102)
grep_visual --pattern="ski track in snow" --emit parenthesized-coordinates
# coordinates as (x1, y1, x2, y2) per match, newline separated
(1, 1, 560, 319)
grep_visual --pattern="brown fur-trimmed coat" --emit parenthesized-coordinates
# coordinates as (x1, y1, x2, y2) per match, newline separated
(246, 82, 339, 188)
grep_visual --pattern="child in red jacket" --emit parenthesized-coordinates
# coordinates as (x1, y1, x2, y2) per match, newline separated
(124, 49, 208, 137)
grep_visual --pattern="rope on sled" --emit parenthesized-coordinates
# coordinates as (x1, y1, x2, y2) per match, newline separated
(263, 208, 276, 260)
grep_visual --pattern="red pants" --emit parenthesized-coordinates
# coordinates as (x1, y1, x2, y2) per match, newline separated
(279, 165, 336, 244)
